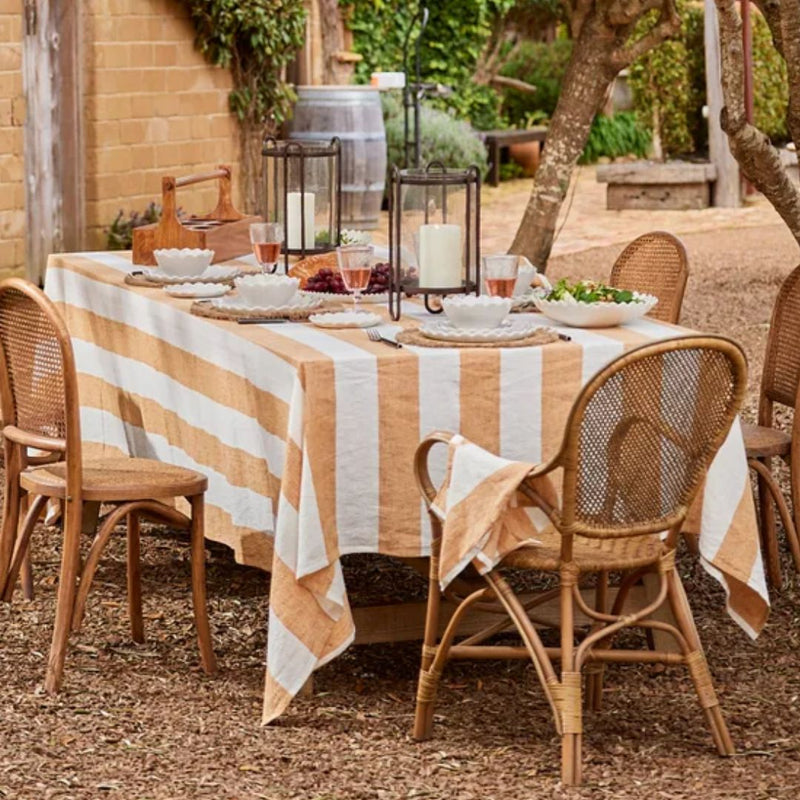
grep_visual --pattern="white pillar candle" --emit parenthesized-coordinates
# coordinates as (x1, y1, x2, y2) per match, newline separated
(286, 192, 315, 250)
(417, 223, 462, 288)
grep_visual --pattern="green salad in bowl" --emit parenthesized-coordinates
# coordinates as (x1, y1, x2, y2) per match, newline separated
(544, 279, 641, 304)
(533, 279, 657, 328)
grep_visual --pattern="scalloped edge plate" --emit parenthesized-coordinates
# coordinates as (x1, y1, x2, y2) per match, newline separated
(299, 290, 389, 304)
(309, 311, 382, 329)
(139, 265, 242, 285)
(211, 294, 324, 313)
(419, 321, 545, 343)
(164, 282, 231, 299)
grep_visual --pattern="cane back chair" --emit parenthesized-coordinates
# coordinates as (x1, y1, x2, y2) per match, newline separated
(413, 336, 747, 786)
(0, 278, 216, 692)
(741, 264, 800, 588)
(609, 231, 689, 324)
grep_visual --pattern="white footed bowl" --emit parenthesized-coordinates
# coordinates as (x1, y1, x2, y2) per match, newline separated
(441, 295, 512, 330)
(532, 293, 658, 328)
(234, 274, 299, 307)
(153, 248, 214, 277)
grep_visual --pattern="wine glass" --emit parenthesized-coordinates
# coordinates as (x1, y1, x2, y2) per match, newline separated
(336, 245, 374, 312)
(482, 254, 519, 298)
(250, 222, 283, 274)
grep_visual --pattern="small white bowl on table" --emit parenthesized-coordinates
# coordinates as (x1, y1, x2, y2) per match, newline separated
(153, 248, 214, 277)
(441, 295, 512, 330)
(234, 274, 300, 307)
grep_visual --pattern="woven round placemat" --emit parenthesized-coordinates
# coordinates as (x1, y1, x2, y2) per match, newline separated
(396, 326, 559, 349)
(190, 300, 336, 322)
(125, 270, 242, 288)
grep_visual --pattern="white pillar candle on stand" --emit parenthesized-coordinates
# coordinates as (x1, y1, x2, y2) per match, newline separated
(417, 224, 462, 288)
(286, 192, 315, 250)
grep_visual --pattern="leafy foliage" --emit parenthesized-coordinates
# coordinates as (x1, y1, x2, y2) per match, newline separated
(183, 0, 306, 130)
(628, 5, 694, 158)
(104, 203, 164, 251)
(751, 11, 789, 141)
(382, 94, 488, 181)
(346, 0, 514, 130)
(579, 113, 652, 164)
(499, 38, 573, 126)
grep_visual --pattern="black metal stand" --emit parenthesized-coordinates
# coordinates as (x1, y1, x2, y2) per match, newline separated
(402, 7, 429, 169)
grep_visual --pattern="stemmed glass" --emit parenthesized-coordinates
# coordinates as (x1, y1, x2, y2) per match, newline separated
(336, 245, 374, 312)
(250, 222, 283, 274)
(482, 254, 520, 297)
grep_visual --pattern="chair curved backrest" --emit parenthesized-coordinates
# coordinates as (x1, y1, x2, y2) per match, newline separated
(0, 279, 81, 466)
(609, 232, 689, 324)
(555, 336, 747, 539)
(761, 264, 800, 412)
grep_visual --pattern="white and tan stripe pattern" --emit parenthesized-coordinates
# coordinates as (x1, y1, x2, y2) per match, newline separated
(44, 252, 769, 723)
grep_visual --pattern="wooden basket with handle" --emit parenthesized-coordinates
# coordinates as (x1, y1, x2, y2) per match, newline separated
(132, 165, 261, 266)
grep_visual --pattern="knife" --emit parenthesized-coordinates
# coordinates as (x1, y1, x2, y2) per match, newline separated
(237, 318, 288, 325)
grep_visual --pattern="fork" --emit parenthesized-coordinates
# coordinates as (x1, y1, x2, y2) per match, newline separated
(366, 328, 402, 349)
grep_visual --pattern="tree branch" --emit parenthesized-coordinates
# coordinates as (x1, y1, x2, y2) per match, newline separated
(714, 0, 800, 244)
(610, 2, 681, 69)
(779, 0, 800, 151)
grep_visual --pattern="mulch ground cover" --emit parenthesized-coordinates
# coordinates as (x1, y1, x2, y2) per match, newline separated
(1, 224, 799, 799)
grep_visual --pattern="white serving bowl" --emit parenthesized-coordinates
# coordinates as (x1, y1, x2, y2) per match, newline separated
(234, 274, 299, 307)
(153, 248, 214, 277)
(441, 295, 512, 330)
(532, 293, 658, 328)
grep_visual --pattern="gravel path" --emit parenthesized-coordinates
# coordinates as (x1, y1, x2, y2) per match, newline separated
(1, 224, 799, 799)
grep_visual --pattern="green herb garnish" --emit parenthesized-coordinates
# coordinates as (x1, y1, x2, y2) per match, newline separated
(545, 279, 640, 304)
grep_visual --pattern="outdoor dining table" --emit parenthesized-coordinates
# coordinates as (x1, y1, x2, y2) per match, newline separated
(44, 250, 770, 723)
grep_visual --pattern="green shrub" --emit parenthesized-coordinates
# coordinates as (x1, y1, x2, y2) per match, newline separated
(752, 11, 789, 140)
(346, 0, 513, 130)
(383, 96, 488, 178)
(104, 203, 163, 251)
(579, 113, 652, 164)
(499, 38, 573, 126)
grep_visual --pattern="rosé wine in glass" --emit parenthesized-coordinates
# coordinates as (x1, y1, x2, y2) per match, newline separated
(250, 222, 283, 274)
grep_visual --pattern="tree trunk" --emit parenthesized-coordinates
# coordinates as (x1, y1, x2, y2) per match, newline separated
(319, 0, 355, 85)
(509, 21, 616, 269)
(241, 119, 265, 216)
(714, 0, 800, 246)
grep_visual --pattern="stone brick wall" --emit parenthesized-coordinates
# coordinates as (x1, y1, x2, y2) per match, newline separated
(0, 4, 24, 280)
(84, 0, 241, 248)
(0, 0, 242, 277)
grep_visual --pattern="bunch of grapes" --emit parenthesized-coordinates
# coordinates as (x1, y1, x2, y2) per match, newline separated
(305, 262, 393, 295)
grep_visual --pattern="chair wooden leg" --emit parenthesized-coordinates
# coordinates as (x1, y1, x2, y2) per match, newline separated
(413, 539, 443, 742)
(753, 460, 782, 588)
(666, 569, 734, 756)
(21, 548, 34, 600)
(0, 447, 23, 593)
(585, 571, 607, 712)
(2, 493, 47, 602)
(189, 494, 216, 675)
(127, 512, 144, 644)
(45, 502, 84, 694)
(559, 565, 582, 786)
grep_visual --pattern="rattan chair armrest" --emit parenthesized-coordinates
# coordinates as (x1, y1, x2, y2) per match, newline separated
(414, 431, 457, 506)
(3, 424, 66, 453)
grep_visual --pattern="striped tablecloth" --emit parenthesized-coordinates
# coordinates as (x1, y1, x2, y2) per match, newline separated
(44, 251, 769, 723)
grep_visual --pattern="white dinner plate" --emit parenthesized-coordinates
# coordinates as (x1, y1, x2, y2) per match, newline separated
(211, 294, 324, 313)
(299, 290, 389, 304)
(309, 311, 382, 329)
(419, 320, 545, 343)
(164, 282, 231, 299)
(135, 264, 243, 285)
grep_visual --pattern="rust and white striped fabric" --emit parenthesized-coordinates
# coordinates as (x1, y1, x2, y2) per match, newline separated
(429, 434, 557, 586)
(44, 252, 769, 724)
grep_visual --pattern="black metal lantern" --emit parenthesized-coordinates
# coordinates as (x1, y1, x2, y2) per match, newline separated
(388, 162, 481, 320)
(262, 137, 342, 273)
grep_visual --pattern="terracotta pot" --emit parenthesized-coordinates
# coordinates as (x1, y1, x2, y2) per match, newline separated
(508, 140, 541, 177)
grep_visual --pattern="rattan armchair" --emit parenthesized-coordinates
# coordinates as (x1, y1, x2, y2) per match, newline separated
(741, 264, 800, 588)
(609, 231, 689, 324)
(0, 279, 216, 692)
(413, 336, 747, 786)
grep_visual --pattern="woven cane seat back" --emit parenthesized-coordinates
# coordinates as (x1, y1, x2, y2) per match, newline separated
(761, 265, 800, 409)
(610, 232, 689, 324)
(560, 338, 746, 538)
(0, 286, 67, 441)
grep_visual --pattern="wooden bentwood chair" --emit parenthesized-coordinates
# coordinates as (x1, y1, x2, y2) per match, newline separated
(0, 279, 216, 692)
(741, 264, 800, 588)
(413, 336, 747, 786)
(610, 231, 689, 324)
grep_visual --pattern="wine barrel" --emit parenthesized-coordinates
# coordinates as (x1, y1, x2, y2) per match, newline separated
(289, 86, 387, 230)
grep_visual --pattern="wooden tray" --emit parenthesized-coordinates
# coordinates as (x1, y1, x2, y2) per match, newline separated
(132, 165, 261, 266)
